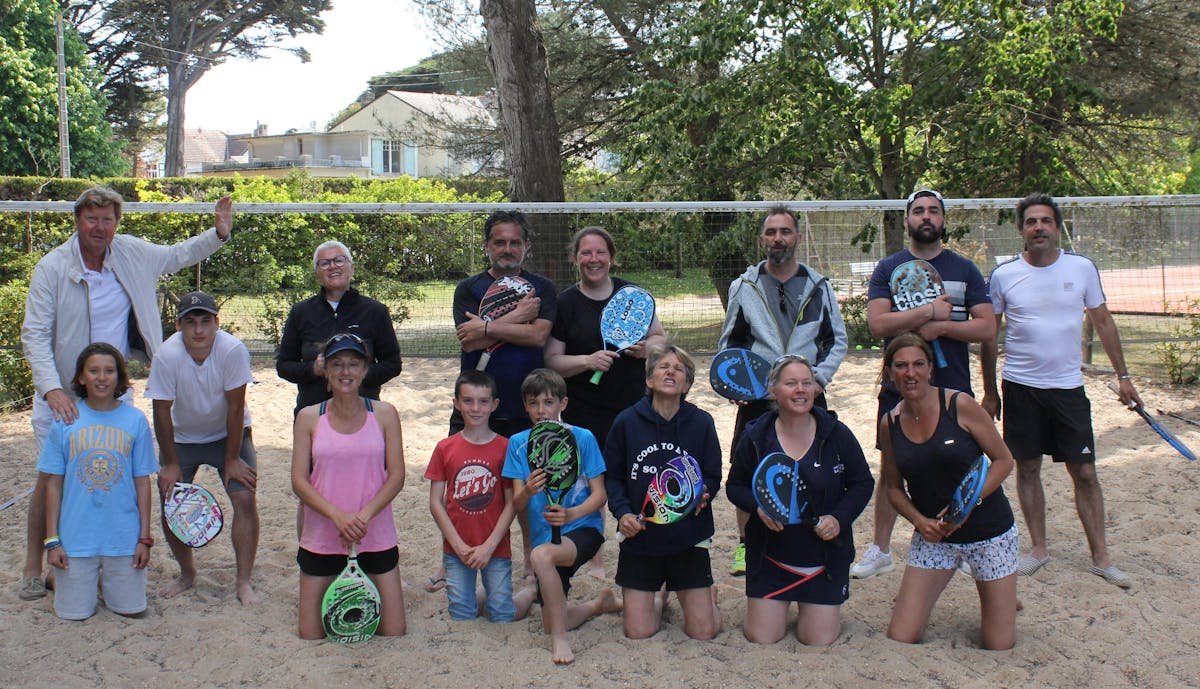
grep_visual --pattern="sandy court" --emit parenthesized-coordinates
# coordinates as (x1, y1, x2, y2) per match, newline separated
(1, 354, 1198, 688)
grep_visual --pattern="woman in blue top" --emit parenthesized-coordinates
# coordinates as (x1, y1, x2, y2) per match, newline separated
(726, 354, 874, 645)
(879, 332, 1017, 650)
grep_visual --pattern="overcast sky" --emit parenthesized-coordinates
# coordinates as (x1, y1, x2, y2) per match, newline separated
(183, 0, 439, 135)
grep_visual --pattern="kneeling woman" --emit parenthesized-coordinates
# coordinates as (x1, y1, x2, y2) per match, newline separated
(726, 355, 874, 645)
(880, 333, 1017, 650)
(292, 334, 407, 639)
(604, 344, 722, 640)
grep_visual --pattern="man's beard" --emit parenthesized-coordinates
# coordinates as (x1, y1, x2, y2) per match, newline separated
(908, 221, 944, 245)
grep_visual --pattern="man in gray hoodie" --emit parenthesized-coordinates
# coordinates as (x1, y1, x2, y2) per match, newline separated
(717, 205, 848, 574)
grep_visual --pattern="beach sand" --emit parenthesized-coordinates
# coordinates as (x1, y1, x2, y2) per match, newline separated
(1, 354, 1198, 689)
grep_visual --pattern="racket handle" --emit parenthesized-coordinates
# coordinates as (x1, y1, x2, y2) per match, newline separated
(476, 351, 492, 371)
(589, 369, 604, 385)
(551, 525, 562, 545)
(932, 341, 948, 368)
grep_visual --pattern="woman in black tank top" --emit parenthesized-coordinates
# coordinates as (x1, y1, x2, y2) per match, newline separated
(877, 333, 1018, 650)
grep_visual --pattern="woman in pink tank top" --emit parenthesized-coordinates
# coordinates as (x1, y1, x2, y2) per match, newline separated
(291, 333, 407, 640)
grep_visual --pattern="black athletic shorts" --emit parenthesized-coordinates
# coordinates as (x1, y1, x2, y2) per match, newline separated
(615, 545, 713, 592)
(296, 546, 400, 577)
(535, 527, 603, 604)
(1001, 380, 1096, 463)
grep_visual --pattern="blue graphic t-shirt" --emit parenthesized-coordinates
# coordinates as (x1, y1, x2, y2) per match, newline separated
(37, 401, 156, 557)
(502, 424, 605, 547)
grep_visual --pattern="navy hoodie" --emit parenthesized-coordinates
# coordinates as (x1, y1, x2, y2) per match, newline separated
(726, 408, 874, 573)
(604, 397, 722, 556)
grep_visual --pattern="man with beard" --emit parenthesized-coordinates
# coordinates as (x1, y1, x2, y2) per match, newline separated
(850, 189, 996, 579)
(717, 205, 848, 575)
(451, 211, 558, 437)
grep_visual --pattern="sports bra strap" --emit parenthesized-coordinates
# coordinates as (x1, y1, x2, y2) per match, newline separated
(319, 397, 373, 415)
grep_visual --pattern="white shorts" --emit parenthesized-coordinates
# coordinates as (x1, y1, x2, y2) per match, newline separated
(906, 524, 1019, 582)
(52, 555, 147, 620)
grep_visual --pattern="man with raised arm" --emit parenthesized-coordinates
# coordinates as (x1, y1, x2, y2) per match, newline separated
(20, 186, 232, 601)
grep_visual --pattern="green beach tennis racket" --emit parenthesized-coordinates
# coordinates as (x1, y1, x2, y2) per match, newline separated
(321, 545, 382, 644)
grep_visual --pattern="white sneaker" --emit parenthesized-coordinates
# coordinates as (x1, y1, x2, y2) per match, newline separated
(850, 544, 894, 579)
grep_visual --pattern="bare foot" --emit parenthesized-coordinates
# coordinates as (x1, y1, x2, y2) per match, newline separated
(551, 635, 575, 665)
(160, 573, 195, 599)
(237, 580, 261, 606)
(597, 587, 622, 614)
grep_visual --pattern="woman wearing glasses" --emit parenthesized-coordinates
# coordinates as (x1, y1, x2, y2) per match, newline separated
(292, 333, 407, 639)
(725, 355, 873, 645)
(276, 240, 402, 417)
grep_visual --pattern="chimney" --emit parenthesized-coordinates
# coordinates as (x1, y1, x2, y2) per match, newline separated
(254, 123, 268, 137)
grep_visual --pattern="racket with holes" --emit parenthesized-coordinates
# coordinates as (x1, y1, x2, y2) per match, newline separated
(941, 454, 990, 526)
(321, 544, 382, 644)
(709, 348, 771, 402)
(475, 275, 535, 370)
(615, 454, 704, 543)
(889, 259, 948, 368)
(590, 285, 655, 384)
(163, 482, 224, 548)
(527, 421, 582, 544)
(752, 452, 819, 526)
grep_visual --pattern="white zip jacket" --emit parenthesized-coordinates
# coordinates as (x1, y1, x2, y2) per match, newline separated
(22, 228, 226, 400)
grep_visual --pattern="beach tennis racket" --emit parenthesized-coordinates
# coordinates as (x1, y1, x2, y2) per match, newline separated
(889, 259, 948, 368)
(590, 285, 656, 384)
(1158, 409, 1200, 428)
(941, 454, 990, 526)
(321, 544, 382, 644)
(527, 421, 582, 544)
(615, 454, 704, 543)
(709, 348, 771, 401)
(475, 275, 535, 370)
(1109, 383, 1197, 461)
(752, 452, 819, 526)
(163, 482, 224, 548)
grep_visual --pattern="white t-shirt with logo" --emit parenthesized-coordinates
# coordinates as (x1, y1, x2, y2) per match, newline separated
(144, 329, 253, 443)
(989, 250, 1106, 389)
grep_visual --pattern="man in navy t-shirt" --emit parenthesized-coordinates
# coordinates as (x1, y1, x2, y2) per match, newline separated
(850, 189, 996, 579)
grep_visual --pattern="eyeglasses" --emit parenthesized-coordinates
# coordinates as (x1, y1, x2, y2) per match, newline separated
(327, 333, 364, 346)
(317, 255, 349, 270)
(774, 353, 811, 367)
(777, 283, 790, 315)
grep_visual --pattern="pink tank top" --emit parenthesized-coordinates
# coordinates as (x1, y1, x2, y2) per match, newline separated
(299, 405, 398, 554)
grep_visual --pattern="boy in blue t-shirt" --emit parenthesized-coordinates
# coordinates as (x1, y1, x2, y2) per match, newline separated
(502, 369, 622, 665)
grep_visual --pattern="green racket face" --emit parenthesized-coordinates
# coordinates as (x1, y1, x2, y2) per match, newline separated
(528, 421, 581, 493)
(321, 558, 381, 644)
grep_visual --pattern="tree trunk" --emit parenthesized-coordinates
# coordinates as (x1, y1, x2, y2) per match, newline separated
(163, 62, 188, 177)
(479, 0, 568, 284)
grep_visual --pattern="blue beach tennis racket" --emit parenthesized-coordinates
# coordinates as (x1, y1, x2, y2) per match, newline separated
(889, 260, 949, 368)
(321, 544, 382, 644)
(590, 285, 655, 384)
(708, 348, 771, 402)
(752, 452, 819, 526)
(941, 454, 990, 526)
(1109, 384, 1197, 461)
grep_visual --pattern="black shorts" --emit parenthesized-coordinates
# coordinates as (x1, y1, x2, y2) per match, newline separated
(875, 388, 902, 449)
(536, 527, 603, 604)
(296, 546, 399, 578)
(615, 546, 713, 592)
(1001, 381, 1095, 463)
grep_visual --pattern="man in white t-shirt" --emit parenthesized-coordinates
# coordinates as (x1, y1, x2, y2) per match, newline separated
(145, 292, 260, 604)
(982, 193, 1142, 589)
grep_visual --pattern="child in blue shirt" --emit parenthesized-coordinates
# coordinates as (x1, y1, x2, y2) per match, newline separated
(38, 343, 156, 620)
(501, 369, 621, 664)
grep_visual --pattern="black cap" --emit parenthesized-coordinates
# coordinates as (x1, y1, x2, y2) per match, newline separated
(324, 333, 368, 359)
(177, 291, 218, 318)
